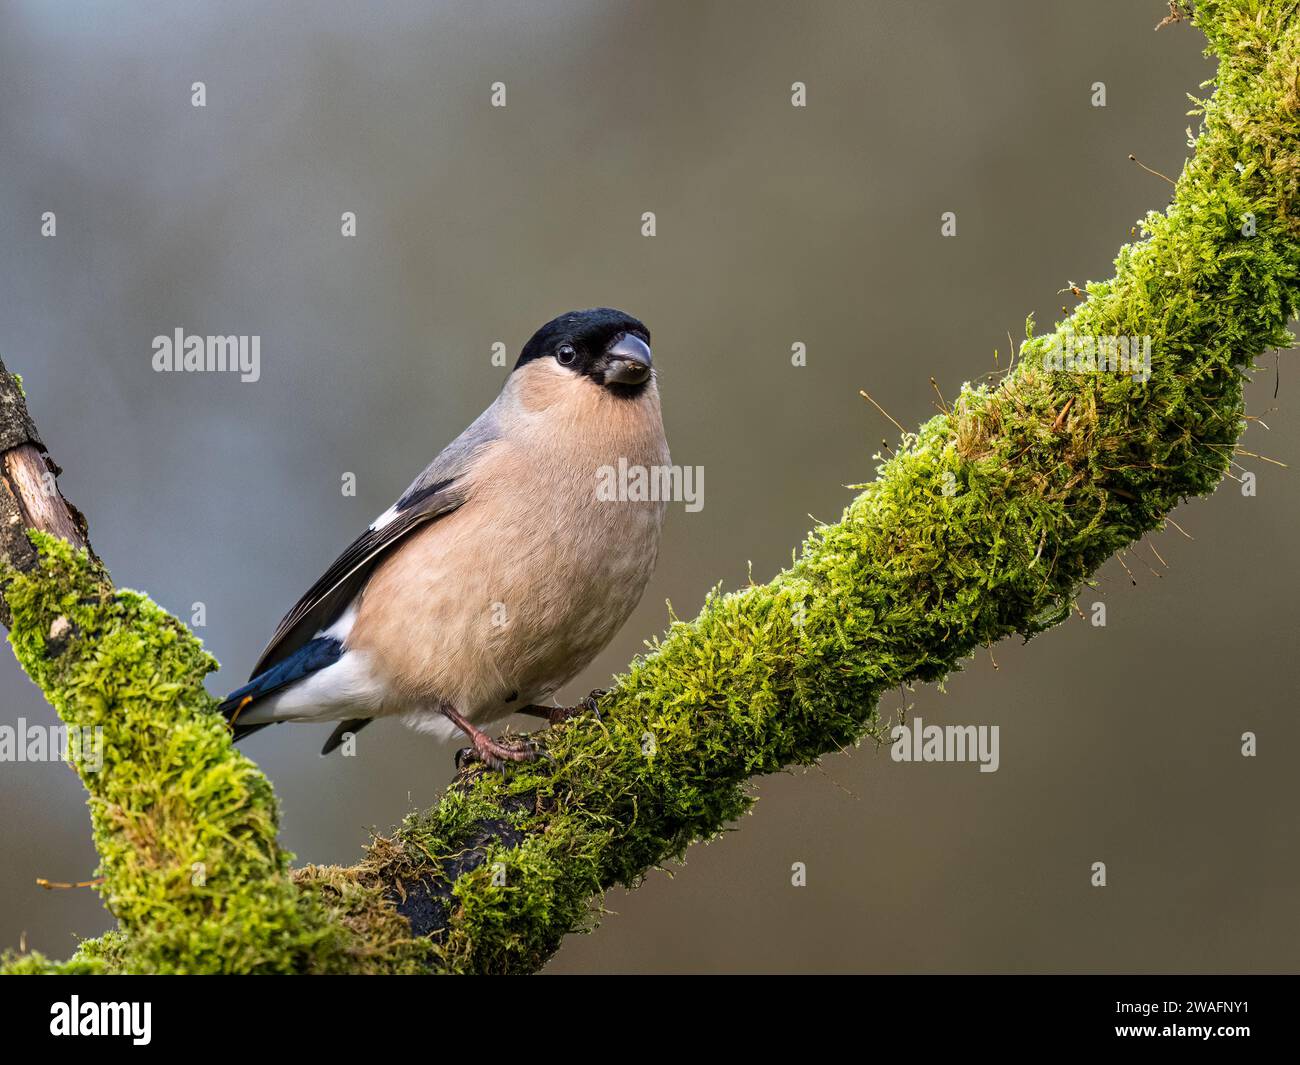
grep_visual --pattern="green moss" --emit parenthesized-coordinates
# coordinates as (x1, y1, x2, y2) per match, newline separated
(1, 536, 351, 973)
(377, 0, 1300, 974)
(1, 952, 111, 976)
(2, 0, 1297, 975)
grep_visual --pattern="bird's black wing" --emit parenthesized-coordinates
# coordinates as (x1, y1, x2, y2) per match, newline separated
(249, 478, 471, 677)
(248, 393, 503, 679)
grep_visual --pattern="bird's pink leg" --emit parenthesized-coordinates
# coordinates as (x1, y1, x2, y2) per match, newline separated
(439, 703, 541, 771)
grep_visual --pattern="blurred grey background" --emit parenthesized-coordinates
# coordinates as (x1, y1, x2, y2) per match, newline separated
(0, 0, 1295, 974)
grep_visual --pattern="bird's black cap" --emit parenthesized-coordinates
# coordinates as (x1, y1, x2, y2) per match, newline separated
(515, 308, 651, 374)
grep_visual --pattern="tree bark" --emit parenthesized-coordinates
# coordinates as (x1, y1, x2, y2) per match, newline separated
(0, 369, 92, 625)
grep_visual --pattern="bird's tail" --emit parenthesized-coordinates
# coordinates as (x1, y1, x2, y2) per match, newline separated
(218, 637, 345, 741)
(217, 689, 273, 742)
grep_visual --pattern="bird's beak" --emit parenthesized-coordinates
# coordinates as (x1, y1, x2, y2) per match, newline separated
(603, 334, 653, 386)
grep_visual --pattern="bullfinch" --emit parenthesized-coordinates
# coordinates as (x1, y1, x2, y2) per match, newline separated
(219, 308, 668, 769)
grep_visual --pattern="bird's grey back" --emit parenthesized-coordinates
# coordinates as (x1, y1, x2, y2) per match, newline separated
(394, 393, 504, 511)
(248, 389, 506, 677)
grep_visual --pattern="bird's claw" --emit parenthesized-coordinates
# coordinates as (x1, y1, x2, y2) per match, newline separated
(454, 734, 545, 774)
(547, 688, 607, 725)
(454, 689, 608, 771)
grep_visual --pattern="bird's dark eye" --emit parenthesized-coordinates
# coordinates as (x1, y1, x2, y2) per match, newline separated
(556, 344, 577, 366)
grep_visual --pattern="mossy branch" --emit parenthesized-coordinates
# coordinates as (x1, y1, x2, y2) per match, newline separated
(2, 0, 1297, 974)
